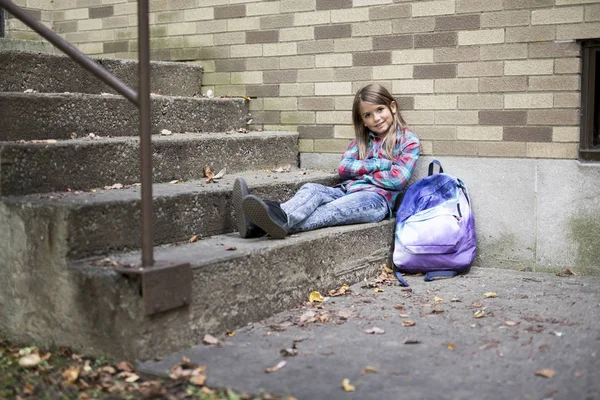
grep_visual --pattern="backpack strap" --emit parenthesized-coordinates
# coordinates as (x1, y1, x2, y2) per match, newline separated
(393, 264, 410, 287)
(428, 160, 444, 176)
(424, 271, 458, 281)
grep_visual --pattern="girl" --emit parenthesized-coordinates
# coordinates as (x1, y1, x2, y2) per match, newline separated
(233, 83, 420, 239)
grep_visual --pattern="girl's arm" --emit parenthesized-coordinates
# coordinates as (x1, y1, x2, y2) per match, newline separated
(337, 140, 389, 179)
(362, 132, 421, 191)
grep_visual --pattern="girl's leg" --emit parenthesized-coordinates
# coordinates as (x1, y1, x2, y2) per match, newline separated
(288, 191, 389, 233)
(280, 183, 345, 228)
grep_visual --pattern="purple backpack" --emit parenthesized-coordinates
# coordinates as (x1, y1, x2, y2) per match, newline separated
(392, 160, 476, 286)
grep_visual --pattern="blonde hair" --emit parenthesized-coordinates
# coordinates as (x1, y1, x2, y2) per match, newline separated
(352, 83, 407, 160)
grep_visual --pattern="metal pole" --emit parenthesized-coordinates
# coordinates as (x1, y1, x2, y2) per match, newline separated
(0, 0, 139, 105)
(138, 0, 154, 267)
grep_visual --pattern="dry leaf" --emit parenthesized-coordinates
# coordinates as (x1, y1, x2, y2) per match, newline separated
(116, 361, 134, 372)
(22, 383, 34, 395)
(125, 373, 140, 383)
(362, 366, 378, 374)
(189, 235, 198, 243)
(280, 348, 298, 357)
(450, 297, 462, 302)
(213, 168, 226, 180)
(402, 338, 421, 344)
(226, 331, 235, 337)
(309, 291, 324, 303)
(402, 321, 416, 327)
(364, 327, 385, 335)
(374, 287, 384, 293)
(484, 292, 498, 298)
(265, 360, 286, 373)
(472, 302, 483, 308)
(273, 164, 291, 173)
(394, 305, 405, 311)
(70, 132, 77, 139)
(203, 334, 220, 345)
(104, 183, 124, 190)
(204, 166, 215, 183)
(399, 314, 410, 318)
(535, 368, 555, 378)
(474, 310, 486, 318)
(434, 296, 443, 302)
(169, 180, 181, 184)
(160, 129, 173, 136)
(329, 284, 350, 297)
(447, 343, 456, 351)
(341, 378, 355, 392)
(432, 308, 445, 314)
(504, 321, 518, 326)
(338, 309, 352, 320)
(62, 367, 80, 384)
(299, 310, 316, 324)
(18, 354, 41, 368)
(190, 374, 206, 386)
(556, 268, 576, 277)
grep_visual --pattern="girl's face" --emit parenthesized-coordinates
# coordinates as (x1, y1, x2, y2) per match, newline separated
(359, 101, 397, 138)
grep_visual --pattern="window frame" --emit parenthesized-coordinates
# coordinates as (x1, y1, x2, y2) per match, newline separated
(580, 39, 600, 162)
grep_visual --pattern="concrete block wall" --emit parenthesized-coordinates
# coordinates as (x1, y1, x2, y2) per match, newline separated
(3, 0, 53, 40)
(3, 0, 599, 160)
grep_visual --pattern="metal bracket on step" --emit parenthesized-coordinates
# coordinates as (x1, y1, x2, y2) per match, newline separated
(116, 262, 192, 316)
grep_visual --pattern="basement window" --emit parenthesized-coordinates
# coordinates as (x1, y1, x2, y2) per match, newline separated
(580, 39, 600, 162)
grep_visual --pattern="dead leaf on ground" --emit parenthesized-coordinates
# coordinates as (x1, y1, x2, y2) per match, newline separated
(450, 297, 462, 302)
(434, 296, 443, 302)
(472, 302, 483, 308)
(265, 360, 286, 373)
(447, 343, 456, 351)
(309, 291, 324, 303)
(203, 334, 220, 345)
(364, 327, 385, 335)
(393, 305, 405, 311)
(556, 268, 577, 277)
(328, 284, 350, 297)
(535, 368, 555, 378)
(432, 308, 445, 314)
(116, 361, 134, 372)
(190, 374, 207, 386)
(399, 314, 410, 318)
(338, 309, 352, 320)
(374, 287, 384, 293)
(160, 129, 173, 136)
(474, 310, 486, 318)
(226, 331, 236, 337)
(213, 168, 226, 180)
(362, 366, 378, 375)
(18, 353, 41, 368)
(273, 164, 291, 173)
(189, 235, 198, 243)
(169, 180, 181, 184)
(341, 378, 355, 392)
(280, 347, 298, 357)
(504, 320, 519, 326)
(104, 183, 124, 190)
(204, 166, 215, 183)
(124, 373, 140, 383)
(402, 338, 421, 344)
(402, 321, 416, 327)
(484, 292, 498, 298)
(62, 367, 80, 384)
(70, 132, 77, 139)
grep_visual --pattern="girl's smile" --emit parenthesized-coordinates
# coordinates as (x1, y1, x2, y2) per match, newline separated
(359, 101, 397, 138)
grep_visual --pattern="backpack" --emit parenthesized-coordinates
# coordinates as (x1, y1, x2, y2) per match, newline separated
(392, 160, 476, 286)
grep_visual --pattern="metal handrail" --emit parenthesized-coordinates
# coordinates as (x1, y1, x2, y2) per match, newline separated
(0, 0, 154, 267)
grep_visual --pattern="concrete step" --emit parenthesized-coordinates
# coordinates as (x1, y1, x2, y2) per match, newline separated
(0, 93, 249, 141)
(0, 39, 59, 54)
(0, 50, 203, 96)
(65, 220, 394, 360)
(2, 169, 340, 259)
(1, 131, 297, 195)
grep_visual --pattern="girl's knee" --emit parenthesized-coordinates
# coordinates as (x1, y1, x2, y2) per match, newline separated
(299, 182, 324, 192)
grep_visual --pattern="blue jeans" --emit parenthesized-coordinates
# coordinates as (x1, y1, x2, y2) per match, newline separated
(280, 183, 389, 233)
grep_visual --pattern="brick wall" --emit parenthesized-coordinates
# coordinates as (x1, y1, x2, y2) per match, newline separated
(4, 0, 53, 39)
(5, 0, 600, 159)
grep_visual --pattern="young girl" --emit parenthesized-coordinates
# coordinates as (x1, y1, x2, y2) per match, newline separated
(233, 83, 421, 239)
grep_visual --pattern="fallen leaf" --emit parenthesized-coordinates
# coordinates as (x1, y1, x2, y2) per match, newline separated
(190, 374, 206, 386)
(226, 331, 236, 337)
(125, 373, 140, 383)
(535, 368, 555, 378)
(556, 268, 577, 277)
(364, 327, 385, 335)
(62, 367, 80, 384)
(265, 360, 286, 373)
(434, 296, 443, 302)
(280, 348, 298, 357)
(474, 310, 486, 318)
(116, 361, 134, 372)
(341, 378, 355, 392)
(104, 183, 124, 190)
(383, 264, 393, 273)
(551, 331, 566, 337)
(204, 166, 215, 183)
(70, 132, 77, 139)
(203, 334, 220, 345)
(402, 338, 421, 344)
(472, 302, 483, 308)
(213, 168, 226, 180)
(374, 287, 384, 293)
(393, 305, 405, 311)
(160, 129, 172, 136)
(399, 314, 410, 318)
(338, 309, 352, 320)
(329, 284, 350, 297)
(450, 297, 462, 302)
(447, 343, 456, 351)
(362, 366, 378, 374)
(18, 353, 41, 368)
(299, 310, 316, 324)
(484, 292, 498, 298)
(169, 180, 181, 184)
(402, 321, 416, 327)
(432, 308, 445, 313)
(22, 383, 34, 394)
(309, 291, 324, 303)
(189, 235, 198, 243)
(504, 321, 519, 326)
(273, 164, 291, 173)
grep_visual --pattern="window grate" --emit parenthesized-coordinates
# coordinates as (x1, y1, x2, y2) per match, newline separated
(580, 40, 600, 161)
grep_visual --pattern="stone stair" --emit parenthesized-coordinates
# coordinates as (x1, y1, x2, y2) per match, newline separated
(0, 50, 393, 361)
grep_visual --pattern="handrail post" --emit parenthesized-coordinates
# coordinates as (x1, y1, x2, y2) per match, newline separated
(138, 0, 154, 267)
